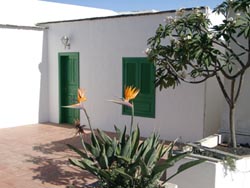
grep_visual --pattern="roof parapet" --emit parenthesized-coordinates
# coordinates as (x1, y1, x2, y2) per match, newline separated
(0, 24, 47, 31)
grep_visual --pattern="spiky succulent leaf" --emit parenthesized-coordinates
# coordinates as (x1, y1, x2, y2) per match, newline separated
(90, 132, 100, 150)
(131, 125, 140, 156)
(97, 170, 117, 185)
(106, 144, 114, 159)
(120, 126, 127, 148)
(116, 155, 131, 163)
(98, 144, 109, 169)
(114, 125, 121, 138)
(114, 168, 133, 181)
(152, 152, 189, 176)
(139, 159, 150, 176)
(121, 136, 132, 158)
(144, 147, 158, 167)
(67, 144, 89, 159)
(69, 158, 99, 176)
(157, 143, 167, 160)
(97, 129, 112, 145)
(85, 142, 100, 158)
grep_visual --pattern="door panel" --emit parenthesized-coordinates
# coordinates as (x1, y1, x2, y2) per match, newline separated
(59, 53, 79, 124)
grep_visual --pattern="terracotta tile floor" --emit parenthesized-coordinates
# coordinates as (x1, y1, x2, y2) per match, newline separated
(0, 123, 97, 188)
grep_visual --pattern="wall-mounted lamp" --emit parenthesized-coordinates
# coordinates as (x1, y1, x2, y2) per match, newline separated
(61, 36, 70, 49)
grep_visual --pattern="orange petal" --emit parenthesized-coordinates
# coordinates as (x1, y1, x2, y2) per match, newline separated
(124, 86, 140, 101)
(78, 88, 87, 103)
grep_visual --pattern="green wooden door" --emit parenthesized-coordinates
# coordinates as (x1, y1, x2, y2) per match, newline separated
(59, 52, 80, 124)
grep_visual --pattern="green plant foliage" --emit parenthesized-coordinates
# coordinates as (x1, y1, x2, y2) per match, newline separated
(65, 86, 204, 188)
(68, 125, 204, 188)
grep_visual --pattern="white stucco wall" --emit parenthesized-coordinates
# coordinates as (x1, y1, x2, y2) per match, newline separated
(0, 26, 48, 128)
(167, 157, 250, 188)
(204, 77, 223, 137)
(41, 10, 222, 142)
(167, 158, 217, 188)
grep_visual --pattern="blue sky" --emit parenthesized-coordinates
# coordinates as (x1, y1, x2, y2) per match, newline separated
(42, 0, 224, 12)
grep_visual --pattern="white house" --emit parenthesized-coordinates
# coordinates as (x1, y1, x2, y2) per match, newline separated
(37, 7, 223, 143)
(3, 0, 248, 144)
(1, 2, 249, 188)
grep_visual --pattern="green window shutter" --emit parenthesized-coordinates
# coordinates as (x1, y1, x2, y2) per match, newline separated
(122, 57, 155, 118)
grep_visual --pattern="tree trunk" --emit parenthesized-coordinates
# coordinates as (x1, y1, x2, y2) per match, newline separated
(229, 79, 237, 148)
(229, 103, 237, 148)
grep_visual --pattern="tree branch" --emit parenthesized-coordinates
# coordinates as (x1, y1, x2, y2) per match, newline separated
(230, 34, 250, 52)
(216, 73, 232, 106)
(164, 60, 210, 84)
(234, 73, 244, 103)
(248, 38, 250, 66)
(221, 64, 250, 80)
(234, 39, 250, 102)
(213, 39, 245, 68)
(230, 79, 236, 108)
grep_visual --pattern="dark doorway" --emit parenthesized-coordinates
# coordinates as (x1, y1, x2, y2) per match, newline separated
(59, 52, 79, 124)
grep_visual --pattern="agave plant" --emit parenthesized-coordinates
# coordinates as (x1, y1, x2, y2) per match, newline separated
(65, 86, 204, 188)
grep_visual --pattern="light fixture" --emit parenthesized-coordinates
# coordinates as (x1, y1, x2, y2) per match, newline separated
(61, 36, 70, 49)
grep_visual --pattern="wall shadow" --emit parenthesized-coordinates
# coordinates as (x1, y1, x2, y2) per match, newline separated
(38, 29, 49, 123)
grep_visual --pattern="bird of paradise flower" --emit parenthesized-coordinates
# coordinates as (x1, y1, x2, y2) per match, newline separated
(63, 86, 140, 148)
(108, 86, 140, 135)
(63, 88, 99, 154)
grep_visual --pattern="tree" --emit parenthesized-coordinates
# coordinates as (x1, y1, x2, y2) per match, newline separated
(147, 0, 250, 148)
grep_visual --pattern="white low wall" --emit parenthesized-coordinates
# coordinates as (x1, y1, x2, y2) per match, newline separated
(167, 156, 250, 188)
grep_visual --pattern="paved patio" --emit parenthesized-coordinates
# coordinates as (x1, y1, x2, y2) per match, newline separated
(0, 123, 97, 188)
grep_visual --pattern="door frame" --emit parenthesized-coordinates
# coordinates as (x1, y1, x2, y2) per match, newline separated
(58, 52, 80, 124)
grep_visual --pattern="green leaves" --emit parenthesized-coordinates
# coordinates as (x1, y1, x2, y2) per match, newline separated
(131, 125, 140, 156)
(68, 125, 204, 188)
(147, 0, 249, 90)
(67, 144, 89, 159)
(99, 144, 109, 169)
(69, 158, 99, 176)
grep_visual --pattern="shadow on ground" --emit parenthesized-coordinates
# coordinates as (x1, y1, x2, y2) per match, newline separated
(27, 131, 96, 187)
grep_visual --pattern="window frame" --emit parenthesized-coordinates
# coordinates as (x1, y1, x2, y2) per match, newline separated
(122, 57, 155, 118)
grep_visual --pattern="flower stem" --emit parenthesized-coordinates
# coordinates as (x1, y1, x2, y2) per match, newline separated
(128, 102, 135, 157)
(130, 102, 134, 136)
(80, 133, 89, 158)
(82, 107, 100, 150)
(82, 108, 92, 131)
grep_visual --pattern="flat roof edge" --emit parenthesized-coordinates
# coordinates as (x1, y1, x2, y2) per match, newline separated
(37, 6, 208, 25)
(0, 24, 46, 31)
